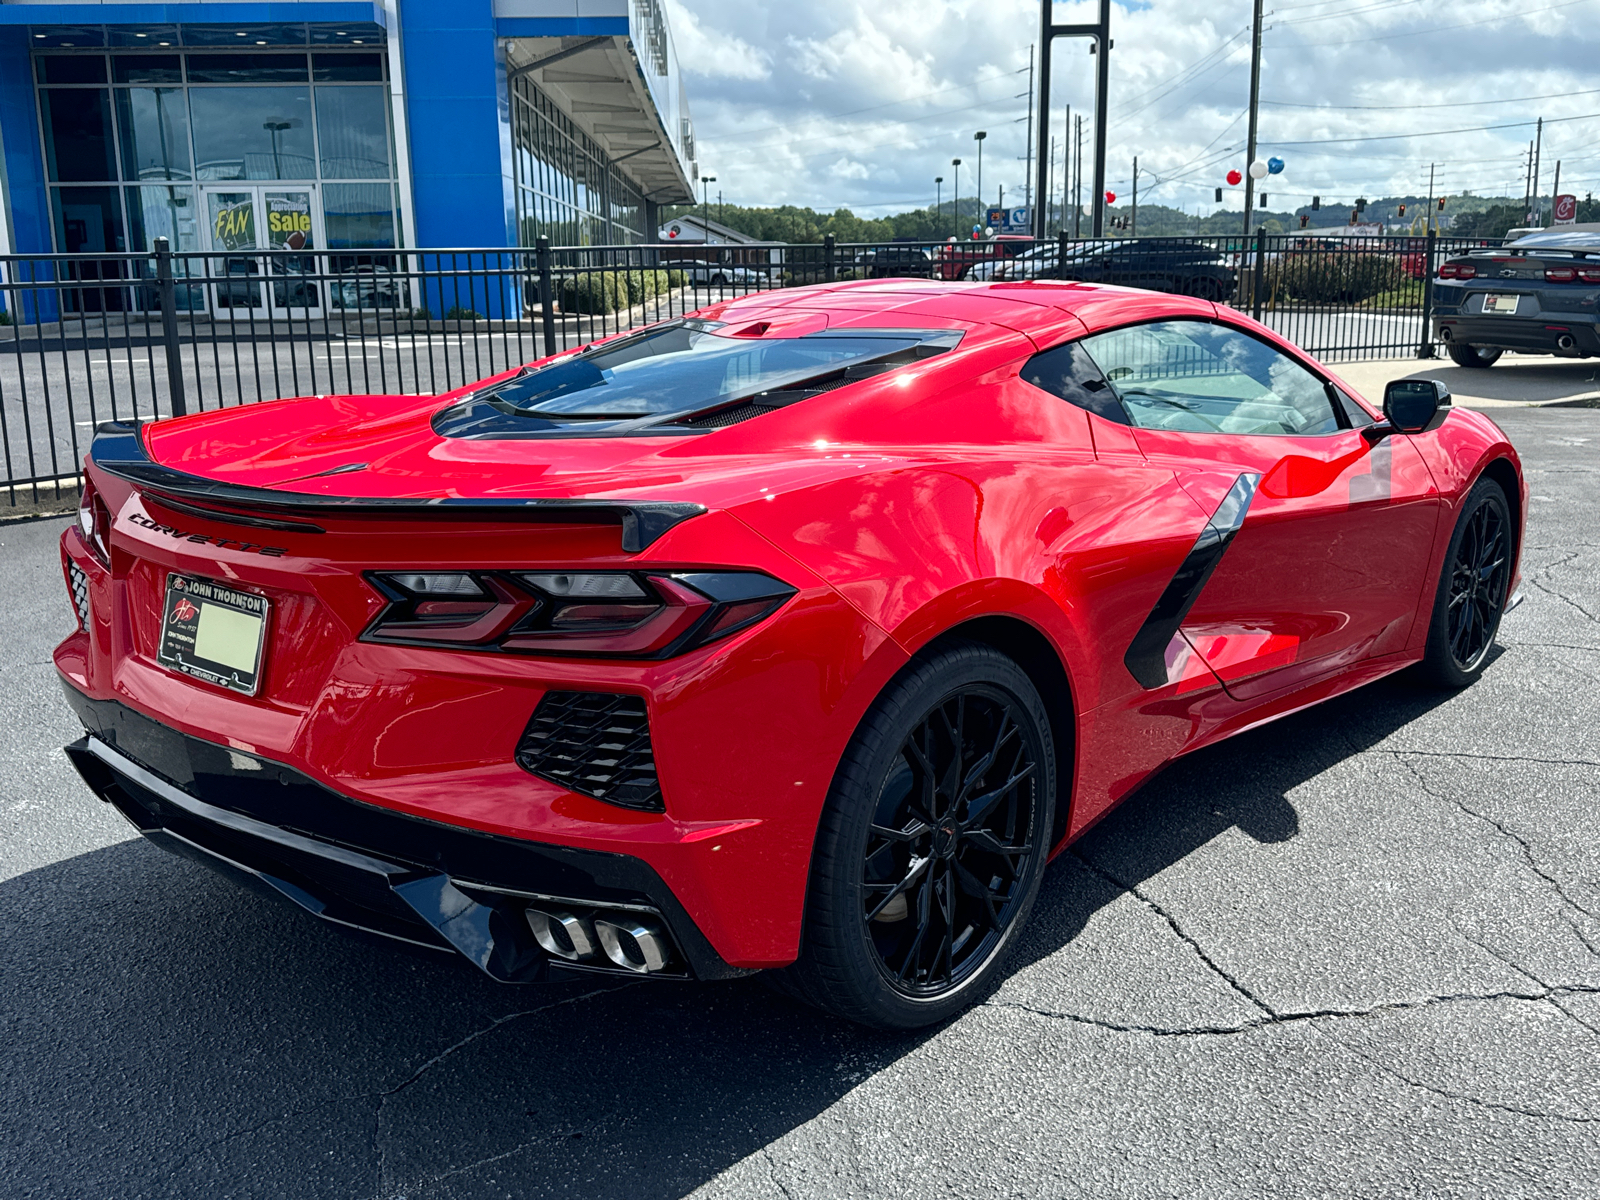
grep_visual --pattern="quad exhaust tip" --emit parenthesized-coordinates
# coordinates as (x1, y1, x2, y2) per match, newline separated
(525, 907, 671, 974)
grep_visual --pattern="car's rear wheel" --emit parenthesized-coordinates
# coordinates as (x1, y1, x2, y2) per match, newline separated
(1416, 477, 1512, 687)
(775, 642, 1055, 1028)
(1447, 342, 1502, 368)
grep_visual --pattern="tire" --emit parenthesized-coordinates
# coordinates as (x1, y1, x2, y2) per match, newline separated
(1415, 477, 1512, 688)
(1448, 342, 1502, 369)
(775, 641, 1057, 1028)
(709, 273, 727, 286)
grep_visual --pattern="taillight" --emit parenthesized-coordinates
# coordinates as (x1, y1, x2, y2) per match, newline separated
(1438, 262, 1476, 280)
(364, 570, 795, 658)
(1545, 267, 1577, 282)
(76, 476, 110, 566)
(1580, 268, 1600, 284)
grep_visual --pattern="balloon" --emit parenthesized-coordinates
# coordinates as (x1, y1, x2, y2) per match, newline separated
(1226, 169, 1242, 186)
(1249, 159, 1269, 180)
(1267, 156, 1285, 175)
(1105, 191, 1117, 204)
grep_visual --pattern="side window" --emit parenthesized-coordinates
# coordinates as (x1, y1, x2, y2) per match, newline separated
(1020, 340, 1131, 425)
(1078, 320, 1343, 436)
(1333, 386, 1376, 428)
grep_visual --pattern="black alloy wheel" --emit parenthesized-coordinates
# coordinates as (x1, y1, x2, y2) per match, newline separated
(774, 642, 1056, 1028)
(1447, 342, 1503, 369)
(862, 688, 1039, 996)
(1445, 490, 1509, 673)
(1418, 477, 1512, 687)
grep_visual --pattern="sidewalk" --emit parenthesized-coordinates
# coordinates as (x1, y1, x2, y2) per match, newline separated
(1332, 353, 1600, 409)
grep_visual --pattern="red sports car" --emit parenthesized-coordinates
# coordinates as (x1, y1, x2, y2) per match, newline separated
(57, 280, 1524, 1029)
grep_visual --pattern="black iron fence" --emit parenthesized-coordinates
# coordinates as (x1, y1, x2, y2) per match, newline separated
(1, 231, 1498, 505)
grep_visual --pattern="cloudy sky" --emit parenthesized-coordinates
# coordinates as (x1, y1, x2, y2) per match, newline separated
(665, 0, 1600, 218)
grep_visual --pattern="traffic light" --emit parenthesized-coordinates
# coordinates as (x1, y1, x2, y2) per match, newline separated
(1350, 210, 1359, 224)
(1300, 214, 1309, 228)
(1258, 194, 1267, 208)
(1438, 197, 1446, 211)
(1355, 197, 1367, 212)
(1311, 196, 1320, 210)
(1398, 203, 1406, 217)
(1215, 187, 1223, 202)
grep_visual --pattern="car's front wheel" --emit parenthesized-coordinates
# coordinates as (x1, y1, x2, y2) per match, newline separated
(1416, 476, 1512, 687)
(1448, 342, 1502, 368)
(776, 642, 1056, 1028)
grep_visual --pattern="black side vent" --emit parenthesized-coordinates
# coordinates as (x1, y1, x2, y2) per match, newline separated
(67, 561, 91, 630)
(516, 691, 663, 811)
(683, 375, 856, 429)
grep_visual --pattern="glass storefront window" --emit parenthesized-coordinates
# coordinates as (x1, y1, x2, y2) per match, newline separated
(112, 55, 183, 84)
(51, 185, 125, 252)
(313, 53, 384, 82)
(116, 88, 191, 180)
(190, 87, 314, 180)
(185, 53, 309, 83)
(41, 88, 117, 182)
(510, 76, 646, 245)
(37, 56, 107, 84)
(324, 183, 396, 249)
(125, 185, 199, 251)
(315, 86, 391, 179)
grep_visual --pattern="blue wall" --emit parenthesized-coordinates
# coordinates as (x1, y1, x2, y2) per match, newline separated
(397, 0, 516, 251)
(0, 26, 53, 257)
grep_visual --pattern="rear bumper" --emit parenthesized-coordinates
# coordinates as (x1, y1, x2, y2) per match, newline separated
(1432, 313, 1600, 356)
(62, 687, 747, 984)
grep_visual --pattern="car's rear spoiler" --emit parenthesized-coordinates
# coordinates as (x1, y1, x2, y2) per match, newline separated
(87, 423, 706, 553)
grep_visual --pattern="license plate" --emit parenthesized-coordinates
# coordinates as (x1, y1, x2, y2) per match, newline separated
(1482, 293, 1521, 314)
(157, 574, 269, 696)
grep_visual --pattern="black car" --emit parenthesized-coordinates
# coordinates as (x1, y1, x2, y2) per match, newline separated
(860, 243, 936, 279)
(991, 239, 1236, 300)
(1432, 226, 1600, 367)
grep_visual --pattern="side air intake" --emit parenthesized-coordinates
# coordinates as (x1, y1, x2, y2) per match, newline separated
(515, 691, 663, 811)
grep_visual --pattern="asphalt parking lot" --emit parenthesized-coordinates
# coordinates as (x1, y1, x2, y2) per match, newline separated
(1, 405, 1596, 1199)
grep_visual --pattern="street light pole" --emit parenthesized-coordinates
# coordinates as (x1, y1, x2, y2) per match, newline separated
(935, 176, 943, 236)
(951, 158, 962, 239)
(974, 132, 987, 236)
(699, 175, 716, 244)
(1033, 0, 1112, 239)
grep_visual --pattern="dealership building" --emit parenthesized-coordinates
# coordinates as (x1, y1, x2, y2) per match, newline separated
(0, 0, 699, 263)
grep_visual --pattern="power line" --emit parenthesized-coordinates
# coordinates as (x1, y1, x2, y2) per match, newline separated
(1261, 85, 1600, 112)
(1259, 109, 1600, 147)
(1273, 0, 1590, 48)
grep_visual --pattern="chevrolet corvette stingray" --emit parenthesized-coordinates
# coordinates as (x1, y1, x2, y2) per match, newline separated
(57, 279, 1524, 1028)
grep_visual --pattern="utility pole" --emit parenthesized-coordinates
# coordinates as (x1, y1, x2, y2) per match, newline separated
(1131, 157, 1138, 236)
(1074, 114, 1084, 238)
(1241, 0, 1265, 237)
(1424, 162, 1435, 235)
(935, 175, 944, 237)
(1523, 141, 1534, 223)
(1553, 160, 1562, 225)
(1048, 137, 1057, 235)
(1062, 102, 1070, 235)
(1532, 116, 1543, 226)
(1022, 45, 1034, 211)
(1033, 0, 1112, 239)
(951, 158, 962, 239)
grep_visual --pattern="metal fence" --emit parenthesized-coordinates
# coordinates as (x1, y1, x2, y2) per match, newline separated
(1, 231, 1498, 505)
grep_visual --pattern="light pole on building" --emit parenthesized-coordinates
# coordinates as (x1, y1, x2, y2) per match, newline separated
(951, 159, 962, 238)
(974, 132, 987, 236)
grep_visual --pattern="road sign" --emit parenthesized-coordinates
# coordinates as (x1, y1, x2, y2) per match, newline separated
(1554, 194, 1578, 225)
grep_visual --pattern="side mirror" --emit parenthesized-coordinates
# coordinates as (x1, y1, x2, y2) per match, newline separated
(1382, 378, 1450, 434)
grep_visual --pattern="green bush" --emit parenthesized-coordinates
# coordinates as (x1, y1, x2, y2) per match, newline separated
(444, 305, 482, 320)
(556, 269, 683, 315)
(1271, 252, 1405, 304)
(0, 309, 11, 326)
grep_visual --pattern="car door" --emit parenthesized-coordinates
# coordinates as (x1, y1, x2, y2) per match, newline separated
(1076, 318, 1441, 699)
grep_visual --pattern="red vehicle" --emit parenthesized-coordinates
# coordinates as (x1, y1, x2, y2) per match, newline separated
(57, 280, 1524, 1029)
(937, 234, 1035, 280)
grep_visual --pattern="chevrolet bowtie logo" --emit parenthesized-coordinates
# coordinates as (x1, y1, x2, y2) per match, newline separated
(1499, 269, 1518, 277)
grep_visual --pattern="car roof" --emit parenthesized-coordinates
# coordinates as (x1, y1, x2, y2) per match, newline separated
(1506, 225, 1600, 251)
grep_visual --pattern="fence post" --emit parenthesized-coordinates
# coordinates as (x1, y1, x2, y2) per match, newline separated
(535, 236, 557, 358)
(153, 236, 187, 418)
(824, 234, 836, 284)
(1250, 226, 1267, 322)
(1057, 230, 1069, 280)
(1417, 227, 1438, 358)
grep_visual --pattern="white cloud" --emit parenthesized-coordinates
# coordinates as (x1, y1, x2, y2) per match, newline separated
(664, 0, 772, 81)
(667, 0, 1600, 216)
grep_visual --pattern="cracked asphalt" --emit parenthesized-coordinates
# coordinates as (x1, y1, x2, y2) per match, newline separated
(1, 406, 1596, 1199)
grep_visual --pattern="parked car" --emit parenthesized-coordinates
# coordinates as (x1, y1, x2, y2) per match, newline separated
(936, 234, 1036, 280)
(860, 243, 936, 278)
(676, 260, 774, 288)
(62, 281, 1523, 1029)
(981, 238, 1237, 300)
(1431, 225, 1600, 366)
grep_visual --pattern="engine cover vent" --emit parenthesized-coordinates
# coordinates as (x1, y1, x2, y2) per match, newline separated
(516, 691, 662, 811)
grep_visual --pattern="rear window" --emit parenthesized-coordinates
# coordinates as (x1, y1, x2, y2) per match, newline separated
(433, 321, 961, 438)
